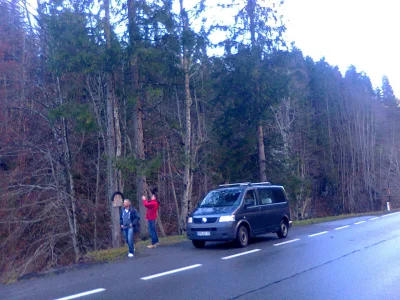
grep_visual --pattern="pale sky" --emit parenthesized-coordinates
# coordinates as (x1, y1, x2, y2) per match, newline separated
(282, 0, 399, 97)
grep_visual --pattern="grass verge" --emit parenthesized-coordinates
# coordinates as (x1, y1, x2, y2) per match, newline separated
(84, 234, 187, 263)
(292, 208, 400, 226)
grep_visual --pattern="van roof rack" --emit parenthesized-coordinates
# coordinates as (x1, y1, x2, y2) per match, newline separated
(219, 181, 271, 188)
(250, 182, 271, 186)
(219, 182, 250, 187)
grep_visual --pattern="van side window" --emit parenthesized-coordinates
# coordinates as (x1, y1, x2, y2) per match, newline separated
(244, 190, 256, 206)
(258, 188, 273, 205)
(272, 188, 286, 203)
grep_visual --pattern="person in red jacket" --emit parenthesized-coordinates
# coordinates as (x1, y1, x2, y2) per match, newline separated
(142, 194, 160, 248)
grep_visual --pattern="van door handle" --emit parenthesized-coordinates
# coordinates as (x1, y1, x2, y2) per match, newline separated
(258, 207, 262, 211)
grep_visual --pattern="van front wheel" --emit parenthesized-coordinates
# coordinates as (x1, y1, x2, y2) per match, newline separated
(236, 225, 249, 247)
(277, 220, 288, 238)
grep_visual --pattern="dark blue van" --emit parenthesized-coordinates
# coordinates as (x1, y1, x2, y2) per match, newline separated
(186, 182, 291, 248)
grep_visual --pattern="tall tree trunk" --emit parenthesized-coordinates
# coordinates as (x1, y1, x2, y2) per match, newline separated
(257, 122, 267, 181)
(247, 0, 267, 182)
(180, 67, 192, 234)
(179, 0, 193, 234)
(56, 77, 80, 262)
(94, 135, 101, 250)
(156, 169, 167, 237)
(87, 75, 107, 250)
(166, 139, 181, 229)
(128, 0, 148, 236)
(63, 117, 80, 262)
(104, 0, 121, 248)
(114, 83, 123, 194)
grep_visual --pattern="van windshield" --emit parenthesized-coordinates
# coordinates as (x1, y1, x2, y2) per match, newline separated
(198, 189, 242, 208)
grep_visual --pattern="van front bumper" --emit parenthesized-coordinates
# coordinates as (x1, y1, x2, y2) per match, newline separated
(186, 222, 237, 241)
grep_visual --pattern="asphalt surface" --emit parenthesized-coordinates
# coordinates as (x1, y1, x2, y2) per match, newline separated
(2, 212, 400, 300)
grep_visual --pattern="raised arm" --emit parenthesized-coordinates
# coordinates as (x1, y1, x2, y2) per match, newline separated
(142, 195, 156, 208)
(143, 200, 156, 208)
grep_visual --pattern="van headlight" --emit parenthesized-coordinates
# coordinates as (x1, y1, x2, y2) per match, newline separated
(219, 215, 235, 222)
(188, 217, 193, 223)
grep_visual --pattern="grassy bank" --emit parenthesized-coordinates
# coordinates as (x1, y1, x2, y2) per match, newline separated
(292, 208, 399, 226)
(84, 234, 187, 263)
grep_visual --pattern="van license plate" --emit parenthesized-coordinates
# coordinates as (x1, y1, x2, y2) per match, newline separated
(197, 231, 210, 236)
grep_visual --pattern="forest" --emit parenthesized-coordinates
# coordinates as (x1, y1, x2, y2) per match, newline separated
(0, 0, 399, 282)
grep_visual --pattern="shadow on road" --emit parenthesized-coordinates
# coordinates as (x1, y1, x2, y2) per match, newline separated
(186, 234, 279, 251)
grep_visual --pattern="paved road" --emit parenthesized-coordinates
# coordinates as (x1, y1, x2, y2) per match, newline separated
(2, 212, 400, 300)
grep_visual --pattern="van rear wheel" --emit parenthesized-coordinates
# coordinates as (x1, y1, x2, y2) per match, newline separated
(236, 225, 249, 247)
(277, 220, 288, 238)
(192, 240, 206, 248)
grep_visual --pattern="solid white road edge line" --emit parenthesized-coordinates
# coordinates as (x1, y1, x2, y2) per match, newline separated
(382, 212, 400, 217)
(273, 239, 300, 246)
(54, 288, 106, 300)
(334, 225, 350, 230)
(354, 221, 366, 225)
(141, 264, 202, 280)
(369, 217, 379, 220)
(308, 231, 328, 237)
(222, 249, 261, 260)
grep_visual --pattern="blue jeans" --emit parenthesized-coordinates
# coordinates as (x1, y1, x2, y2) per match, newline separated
(123, 227, 134, 254)
(148, 220, 159, 245)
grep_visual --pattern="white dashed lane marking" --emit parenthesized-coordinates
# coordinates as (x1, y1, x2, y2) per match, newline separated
(222, 249, 261, 260)
(354, 221, 366, 225)
(308, 231, 328, 237)
(273, 239, 300, 246)
(369, 217, 379, 221)
(141, 264, 202, 280)
(334, 225, 350, 230)
(54, 289, 106, 300)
